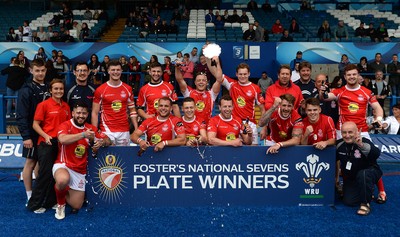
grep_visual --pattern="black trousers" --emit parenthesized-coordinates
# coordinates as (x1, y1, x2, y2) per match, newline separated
(27, 140, 58, 211)
(342, 167, 382, 206)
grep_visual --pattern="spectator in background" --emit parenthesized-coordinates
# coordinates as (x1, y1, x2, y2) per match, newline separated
(334, 20, 348, 41)
(376, 22, 390, 42)
(36, 27, 49, 42)
(1, 58, 29, 118)
(291, 62, 301, 82)
(50, 31, 62, 42)
(171, 9, 181, 21)
(62, 6, 74, 29)
(370, 70, 391, 112)
(53, 55, 68, 80)
(79, 22, 92, 42)
(128, 56, 141, 94)
(290, 51, 305, 71)
(271, 19, 284, 34)
(33, 47, 48, 61)
(330, 75, 343, 89)
(16, 26, 23, 42)
(382, 103, 400, 134)
(60, 29, 75, 42)
(126, 12, 138, 27)
(44, 59, 57, 84)
(240, 11, 249, 23)
(168, 19, 179, 35)
(243, 24, 256, 41)
(317, 20, 332, 42)
(247, 0, 258, 10)
(205, 9, 215, 23)
(158, 20, 168, 34)
(47, 26, 54, 38)
(280, 29, 293, 42)
(338, 54, 351, 78)
(368, 22, 377, 42)
(100, 55, 110, 83)
(214, 15, 225, 30)
(387, 54, 400, 101)
(189, 47, 199, 64)
(6, 27, 19, 42)
(174, 51, 184, 63)
(357, 56, 371, 79)
(120, 56, 129, 84)
(262, 0, 272, 12)
(257, 71, 274, 97)
(228, 9, 240, 23)
(162, 56, 175, 84)
(72, 21, 81, 38)
(300, 0, 311, 10)
(369, 52, 386, 74)
(222, 10, 229, 22)
(288, 18, 300, 34)
(254, 21, 265, 42)
(22, 20, 33, 42)
(17, 51, 30, 71)
(83, 7, 92, 20)
(179, 53, 195, 88)
(88, 54, 101, 85)
(355, 22, 368, 38)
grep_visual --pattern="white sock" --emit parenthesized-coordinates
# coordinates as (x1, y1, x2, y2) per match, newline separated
(26, 190, 32, 200)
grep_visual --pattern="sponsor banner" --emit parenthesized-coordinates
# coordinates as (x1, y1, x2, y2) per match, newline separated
(371, 134, 400, 162)
(0, 139, 25, 168)
(87, 146, 335, 207)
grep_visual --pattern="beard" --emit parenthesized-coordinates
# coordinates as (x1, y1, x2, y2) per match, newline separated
(73, 117, 86, 127)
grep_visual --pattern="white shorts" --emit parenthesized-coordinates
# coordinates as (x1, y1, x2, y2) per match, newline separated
(336, 130, 371, 141)
(53, 163, 86, 191)
(104, 131, 130, 146)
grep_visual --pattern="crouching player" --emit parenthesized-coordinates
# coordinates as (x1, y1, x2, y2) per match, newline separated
(53, 102, 110, 220)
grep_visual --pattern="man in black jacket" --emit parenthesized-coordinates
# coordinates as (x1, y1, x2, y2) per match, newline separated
(16, 59, 50, 207)
(336, 121, 382, 216)
(1, 57, 29, 118)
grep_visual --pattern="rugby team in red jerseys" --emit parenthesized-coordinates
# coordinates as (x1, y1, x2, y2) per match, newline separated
(23, 48, 387, 219)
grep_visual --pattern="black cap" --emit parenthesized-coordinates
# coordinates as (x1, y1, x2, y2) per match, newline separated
(297, 51, 302, 54)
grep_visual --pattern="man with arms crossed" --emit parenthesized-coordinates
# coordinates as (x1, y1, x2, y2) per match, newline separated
(91, 60, 138, 146)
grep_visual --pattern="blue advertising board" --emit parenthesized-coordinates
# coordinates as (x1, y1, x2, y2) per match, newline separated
(86, 146, 335, 207)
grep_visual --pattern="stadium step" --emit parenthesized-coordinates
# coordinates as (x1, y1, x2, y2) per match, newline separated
(100, 18, 126, 42)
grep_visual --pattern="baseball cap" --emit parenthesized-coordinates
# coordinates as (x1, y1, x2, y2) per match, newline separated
(296, 51, 302, 54)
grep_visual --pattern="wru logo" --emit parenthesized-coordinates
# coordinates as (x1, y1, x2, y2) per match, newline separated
(296, 154, 330, 188)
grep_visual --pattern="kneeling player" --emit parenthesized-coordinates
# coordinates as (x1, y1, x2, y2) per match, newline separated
(53, 102, 110, 220)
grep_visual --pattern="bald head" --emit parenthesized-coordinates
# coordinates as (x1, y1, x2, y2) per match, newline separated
(341, 122, 359, 144)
